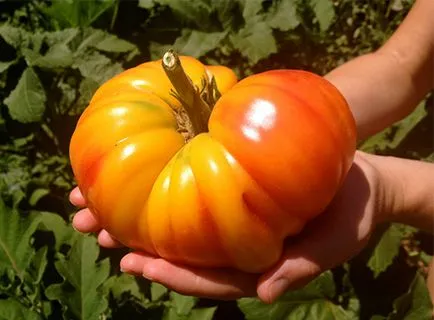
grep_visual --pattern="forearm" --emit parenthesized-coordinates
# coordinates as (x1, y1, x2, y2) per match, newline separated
(325, 0, 434, 140)
(367, 153, 434, 233)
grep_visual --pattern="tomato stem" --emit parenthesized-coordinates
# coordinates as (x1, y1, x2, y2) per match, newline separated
(162, 50, 211, 136)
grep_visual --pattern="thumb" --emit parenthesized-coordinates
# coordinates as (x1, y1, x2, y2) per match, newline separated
(257, 252, 322, 304)
(256, 235, 327, 304)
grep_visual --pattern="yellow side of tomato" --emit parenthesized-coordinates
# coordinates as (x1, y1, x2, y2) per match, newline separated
(205, 65, 238, 94)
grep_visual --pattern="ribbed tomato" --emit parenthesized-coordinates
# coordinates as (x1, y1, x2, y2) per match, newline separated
(69, 53, 356, 273)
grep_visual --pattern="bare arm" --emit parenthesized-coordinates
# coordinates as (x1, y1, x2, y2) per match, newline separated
(325, 0, 434, 140)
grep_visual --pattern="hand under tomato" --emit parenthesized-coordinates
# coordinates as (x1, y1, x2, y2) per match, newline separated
(70, 150, 381, 302)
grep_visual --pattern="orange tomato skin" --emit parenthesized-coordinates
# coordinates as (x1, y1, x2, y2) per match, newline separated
(69, 57, 356, 273)
(209, 70, 356, 222)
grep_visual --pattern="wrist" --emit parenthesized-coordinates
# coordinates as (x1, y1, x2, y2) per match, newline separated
(365, 152, 434, 232)
(351, 152, 392, 226)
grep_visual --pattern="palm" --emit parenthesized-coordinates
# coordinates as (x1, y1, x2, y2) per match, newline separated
(70, 151, 379, 303)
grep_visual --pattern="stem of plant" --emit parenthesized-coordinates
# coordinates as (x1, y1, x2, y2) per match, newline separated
(162, 50, 211, 136)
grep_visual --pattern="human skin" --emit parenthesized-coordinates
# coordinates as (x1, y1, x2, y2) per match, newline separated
(70, 0, 434, 304)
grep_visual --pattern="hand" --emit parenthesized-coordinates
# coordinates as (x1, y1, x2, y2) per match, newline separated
(70, 151, 384, 303)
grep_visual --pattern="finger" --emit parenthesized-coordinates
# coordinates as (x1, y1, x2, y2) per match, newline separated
(120, 252, 258, 300)
(257, 161, 374, 303)
(69, 187, 86, 207)
(72, 208, 101, 233)
(98, 229, 124, 248)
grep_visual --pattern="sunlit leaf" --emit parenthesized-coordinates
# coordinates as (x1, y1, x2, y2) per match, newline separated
(0, 60, 17, 74)
(151, 282, 168, 301)
(38, 211, 76, 251)
(0, 298, 42, 320)
(230, 19, 277, 64)
(45, 235, 110, 320)
(104, 273, 148, 305)
(240, 0, 265, 20)
(4, 67, 47, 123)
(173, 29, 227, 57)
(238, 272, 352, 319)
(28, 188, 50, 206)
(26, 43, 74, 69)
(311, 0, 335, 31)
(367, 224, 403, 278)
(388, 272, 433, 319)
(138, 0, 155, 9)
(153, 0, 214, 29)
(0, 197, 41, 281)
(267, 0, 300, 31)
(360, 101, 427, 152)
(73, 51, 123, 84)
(42, 0, 116, 28)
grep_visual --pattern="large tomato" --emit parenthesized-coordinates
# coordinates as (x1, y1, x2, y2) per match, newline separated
(69, 53, 356, 273)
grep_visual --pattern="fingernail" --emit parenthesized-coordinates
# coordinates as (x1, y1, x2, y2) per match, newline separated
(142, 268, 154, 281)
(268, 278, 290, 302)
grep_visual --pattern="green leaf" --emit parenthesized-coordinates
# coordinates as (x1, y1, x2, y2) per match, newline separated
(0, 154, 31, 206)
(29, 188, 50, 206)
(104, 273, 148, 305)
(388, 272, 433, 319)
(92, 33, 138, 53)
(73, 51, 124, 85)
(241, 0, 265, 20)
(27, 43, 74, 69)
(138, 0, 155, 9)
(173, 29, 227, 58)
(151, 282, 168, 301)
(267, 0, 300, 31)
(42, 0, 116, 28)
(0, 197, 41, 281)
(23, 246, 48, 306)
(38, 212, 76, 250)
(149, 42, 173, 60)
(170, 292, 198, 315)
(69, 28, 137, 58)
(419, 251, 433, 265)
(44, 28, 80, 47)
(189, 307, 217, 320)
(0, 298, 43, 320)
(45, 235, 110, 320)
(0, 60, 17, 74)
(367, 224, 403, 278)
(0, 25, 44, 56)
(347, 297, 361, 320)
(389, 101, 427, 148)
(72, 77, 100, 115)
(163, 304, 217, 320)
(213, 0, 239, 30)
(238, 271, 352, 320)
(230, 20, 277, 64)
(163, 308, 181, 320)
(0, 24, 30, 50)
(360, 101, 427, 152)
(310, 0, 335, 31)
(154, 0, 213, 29)
(25, 246, 48, 285)
(4, 67, 47, 123)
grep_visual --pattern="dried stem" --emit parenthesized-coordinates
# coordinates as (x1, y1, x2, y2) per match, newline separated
(162, 50, 211, 136)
